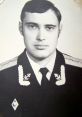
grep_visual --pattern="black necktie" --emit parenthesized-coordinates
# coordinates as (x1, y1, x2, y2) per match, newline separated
(39, 68, 49, 87)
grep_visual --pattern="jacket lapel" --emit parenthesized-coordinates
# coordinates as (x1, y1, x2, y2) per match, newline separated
(17, 49, 40, 87)
(50, 50, 66, 86)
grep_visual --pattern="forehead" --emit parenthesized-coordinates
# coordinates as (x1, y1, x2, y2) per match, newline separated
(23, 9, 59, 25)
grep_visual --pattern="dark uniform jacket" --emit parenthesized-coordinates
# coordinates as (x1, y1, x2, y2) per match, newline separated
(0, 49, 82, 117)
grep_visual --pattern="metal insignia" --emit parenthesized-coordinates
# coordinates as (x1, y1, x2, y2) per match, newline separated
(11, 98, 19, 111)
(54, 73, 61, 80)
(23, 73, 31, 81)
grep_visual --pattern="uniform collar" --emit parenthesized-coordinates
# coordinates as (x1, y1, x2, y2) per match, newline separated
(17, 49, 66, 86)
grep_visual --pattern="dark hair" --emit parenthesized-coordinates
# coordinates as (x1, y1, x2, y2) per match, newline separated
(21, 0, 62, 23)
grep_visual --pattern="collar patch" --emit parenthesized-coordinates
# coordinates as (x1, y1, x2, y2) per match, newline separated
(18, 65, 30, 86)
(54, 65, 66, 86)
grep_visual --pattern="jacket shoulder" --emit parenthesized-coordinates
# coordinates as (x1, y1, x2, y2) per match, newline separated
(0, 57, 18, 71)
(63, 53, 82, 68)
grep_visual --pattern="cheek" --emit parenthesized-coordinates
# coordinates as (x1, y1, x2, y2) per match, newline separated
(24, 31, 37, 42)
(47, 34, 58, 50)
(47, 34, 58, 45)
(24, 35, 35, 49)
(49, 41, 57, 49)
(47, 29, 59, 39)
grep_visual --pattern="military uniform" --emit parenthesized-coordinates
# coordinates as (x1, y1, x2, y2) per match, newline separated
(0, 49, 82, 117)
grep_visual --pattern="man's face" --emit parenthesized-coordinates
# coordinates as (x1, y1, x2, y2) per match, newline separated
(20, 9, 61, 62)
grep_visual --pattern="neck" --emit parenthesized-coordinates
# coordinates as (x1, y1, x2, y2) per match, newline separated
(38, 52, 56, 67)
(26, 51, 56, 68)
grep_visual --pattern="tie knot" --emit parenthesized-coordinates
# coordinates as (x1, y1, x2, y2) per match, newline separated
(39, 68, 48, 77)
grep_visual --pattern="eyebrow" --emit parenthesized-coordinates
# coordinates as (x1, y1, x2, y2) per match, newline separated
(25, 22, 56, 27)
(25, 22, 38, 26)
(45, 24, 56, 27)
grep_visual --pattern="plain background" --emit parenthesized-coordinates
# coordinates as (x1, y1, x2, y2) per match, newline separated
(0, 0, 82, 63)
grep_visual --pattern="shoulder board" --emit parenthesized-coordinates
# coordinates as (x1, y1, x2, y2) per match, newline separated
(0, 53, 82, 70)
(0, 57, 18, 71)
(63, 53, 82, 68)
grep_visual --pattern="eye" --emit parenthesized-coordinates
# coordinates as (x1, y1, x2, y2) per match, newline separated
(26, 23, 38, 30)
(45, 25, 56, 31)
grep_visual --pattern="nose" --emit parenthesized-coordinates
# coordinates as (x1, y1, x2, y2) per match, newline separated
(37, 29, 45, 41)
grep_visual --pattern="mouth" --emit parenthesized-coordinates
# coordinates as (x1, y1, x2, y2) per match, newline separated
(34, 45, 48, 50)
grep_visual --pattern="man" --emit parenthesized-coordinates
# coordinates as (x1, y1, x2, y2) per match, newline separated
(0, 0, 82, 117)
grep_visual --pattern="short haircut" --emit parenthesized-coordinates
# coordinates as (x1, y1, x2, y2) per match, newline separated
(21, 0, 62, 23)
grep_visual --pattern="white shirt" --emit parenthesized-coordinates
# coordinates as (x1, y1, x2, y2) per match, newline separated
(26, 52, 56, 85)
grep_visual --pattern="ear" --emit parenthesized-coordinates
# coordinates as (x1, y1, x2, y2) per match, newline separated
(58, 23, 62, 38)
(19, 21, 23, 35)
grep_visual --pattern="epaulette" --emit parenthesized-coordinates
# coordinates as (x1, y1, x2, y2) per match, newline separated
(0, 53, 82, 71)
(0, 57, 18, 71)
(63, 53, 82, 68)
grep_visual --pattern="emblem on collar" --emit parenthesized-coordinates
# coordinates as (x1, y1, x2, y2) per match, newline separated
(24, 73, 31, 81)
(54, 65, 66, 86)
(18, 65, 31, 86)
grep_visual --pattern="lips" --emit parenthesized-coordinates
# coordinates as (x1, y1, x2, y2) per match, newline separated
(34, 44, 48, 50)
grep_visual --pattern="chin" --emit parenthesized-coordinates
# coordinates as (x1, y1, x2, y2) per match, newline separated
(32, 54, 47, 61)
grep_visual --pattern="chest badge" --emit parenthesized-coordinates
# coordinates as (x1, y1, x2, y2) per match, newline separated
(11, 98, 19, 111)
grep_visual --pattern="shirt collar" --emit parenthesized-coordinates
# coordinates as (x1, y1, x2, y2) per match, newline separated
(26, 52, 40, 74)
(46, 53, 56, 73)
